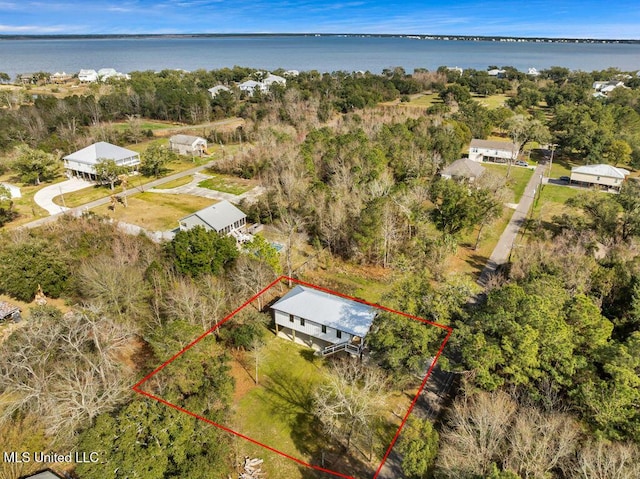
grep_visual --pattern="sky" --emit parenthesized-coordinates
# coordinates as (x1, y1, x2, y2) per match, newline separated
(0, 0, 639, 39)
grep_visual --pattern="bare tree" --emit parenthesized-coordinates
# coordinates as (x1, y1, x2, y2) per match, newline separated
(313, 360, 389, 455)
(571, 440, 640, 479)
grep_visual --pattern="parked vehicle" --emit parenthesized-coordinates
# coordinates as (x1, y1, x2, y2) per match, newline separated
(515, 160, 529, 167)
(559, 176, 570, 182)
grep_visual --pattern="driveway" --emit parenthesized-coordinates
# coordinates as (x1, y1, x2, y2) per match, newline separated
(147, 172, 266, 203)
(33, 177, 93, 215)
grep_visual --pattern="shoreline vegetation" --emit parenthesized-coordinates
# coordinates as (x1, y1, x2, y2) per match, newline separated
(0, 33, 639, 44)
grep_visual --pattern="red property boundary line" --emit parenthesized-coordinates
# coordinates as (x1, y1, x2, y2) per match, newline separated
(132, 276, 453, 479)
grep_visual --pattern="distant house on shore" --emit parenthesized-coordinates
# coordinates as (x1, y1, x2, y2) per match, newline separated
(51, 72, 72, 84)
(208, 85, 231, 98)
(441, 158, 486, 182)
(487, 68, 506, 78)
(262, 73, 286, 87)
(468, 139, 518, 163)
(570, 164, 630, 191)
(78, 69, 98, 82)
(179, 200, 247, 237)
(63, 141, 140, 179)
(169, 135, 208, 157)
(239, 80, 267, 95)
(271, 285, 376, 355)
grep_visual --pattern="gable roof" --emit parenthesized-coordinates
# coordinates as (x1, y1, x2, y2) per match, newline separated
(271, 285, 376, 337)
(208, 85, 230, 95)
(571, 164, 630, 179)
(441, 158, 486, 178)
(19, 470, 64, 479)
(170, 134, 206, 146)
(181, 200, 246, 232)
(0, 301, 20, 320)
(470, 138, 518, 153)
(63, 142, 139, 165)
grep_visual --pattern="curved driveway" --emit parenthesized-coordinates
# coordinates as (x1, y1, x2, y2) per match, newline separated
(33, 177, 93, 215)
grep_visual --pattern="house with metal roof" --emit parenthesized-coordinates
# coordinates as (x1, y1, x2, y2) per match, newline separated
(468, 139, 518, 163)
(441, 158, 486, 182)
(19, 470, 65, 479)
(0, 301, 21, 323)
(169, 135, 208, 157)
(271, 285, 377, 355)
(179, 200, 247, 236)
(570, 164, 630, 191)
(63, 142, 140, 179)
(78, 69, 98, 82)
(208, 85, 231, 98)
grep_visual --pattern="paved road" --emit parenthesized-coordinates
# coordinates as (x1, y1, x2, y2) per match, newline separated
(33, 177, 93, 214)
(20, 159, 223, 230)
(478, 164, 546, 286)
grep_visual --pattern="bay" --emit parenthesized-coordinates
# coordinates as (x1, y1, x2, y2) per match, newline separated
(0, 35, 639, 80)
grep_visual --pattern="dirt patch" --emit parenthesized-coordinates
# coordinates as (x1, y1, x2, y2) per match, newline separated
(230, 351, 259, 402)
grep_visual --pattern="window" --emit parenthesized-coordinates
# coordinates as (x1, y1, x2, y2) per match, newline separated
(321, 325, 327, 334)
(289, 314, 294, 323)
(336, 329, 342, 339)
(300, 318, 305, 326)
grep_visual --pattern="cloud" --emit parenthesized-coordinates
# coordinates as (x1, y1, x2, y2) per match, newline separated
(0, 24, 70, 33)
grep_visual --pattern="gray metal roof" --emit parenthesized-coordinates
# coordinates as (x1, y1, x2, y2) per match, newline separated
(0, 301, 20, 320)
(170, 135, 206, 146)
(21, 471, 64, 479)
(181, 200, 246, 232)
(63, 142, 139, 165)
(470, 139, 518, 153)
(441, 158, 486, 178)
(271, 285, 376, 337)
(571, 164, 630, 179)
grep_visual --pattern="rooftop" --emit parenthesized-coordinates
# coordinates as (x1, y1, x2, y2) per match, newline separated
(271, 285, 377, 337)
(181, 200, 246, 232)
(470, 138, 518, 152)
(571, 164, 630, 179)
(0, 301, 20, 319)
(170, 134, 206, 145)
(63, 142, 139, 166)
(441, 158, 486, 178)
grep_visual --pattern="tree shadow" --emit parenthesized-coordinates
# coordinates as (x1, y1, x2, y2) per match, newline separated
(465, 253, 489, 273)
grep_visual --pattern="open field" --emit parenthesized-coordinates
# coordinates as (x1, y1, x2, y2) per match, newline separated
(472, 93, 508, 109)
(110, 120, 176, 132)
(91, 192, 215, 231)
(198, 173, 255, 195)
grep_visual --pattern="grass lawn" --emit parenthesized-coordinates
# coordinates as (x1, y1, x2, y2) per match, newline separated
(110, 120, 175, 132)
(403, 93, 440, 108)
(0, 174, 66, 228)
(231, 334, 328, 478)
(153, 175, 194, 189)
(472, 93, 509, 109)
(91, 192, 215, 231)
(483, 163, 534, 202)
(198, 173, 254, 195)
(532, 184, 583, 223)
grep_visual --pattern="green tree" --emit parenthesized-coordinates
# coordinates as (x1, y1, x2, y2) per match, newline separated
(397, 417, 439, 478)
(242, 234, 281, 273)
(439, 84, 472, 105)
(605, 139, 632, 166)
(0, 238, 70, 301)
(429, 178, 482, 237)
(167, 226, 238, 277)
(12, 146, 60, 185)
(503, 114, 551, 160)
(0, 184, 18, 226)
(140, 144, 178, 177)
(95, 158, 125, 190)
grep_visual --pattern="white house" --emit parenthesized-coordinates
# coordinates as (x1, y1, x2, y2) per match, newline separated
(262, 73, 286, 87)
(63, 142, 140, 179)
(441, 158, 486, 182)
(179, 200, 247, 236)
(570, 164, 630, 191)
(284, 70, 300, 77)
(468, 139, 518, 163)
(0, 182, 21, 199)
(98, 68, 118, 80)
(239, 80, 267, 95)
(169, 135, 208, 157)
(527, 67, 540, 76)
(208, 85, 231, 98)
(487, 69, 506, 78)
(272, 285, 377, 354)
(78, 69, 98, 83)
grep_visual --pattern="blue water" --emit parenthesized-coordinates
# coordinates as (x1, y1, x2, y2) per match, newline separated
(0, 36, 639, 79)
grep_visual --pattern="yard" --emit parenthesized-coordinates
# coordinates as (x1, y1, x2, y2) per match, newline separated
(531, 183, 583, 223)
(230, 328, 410, 479)
(198, 172, 255, 195)
(91, 192, 215, 231)
(482, 163, 534, 202)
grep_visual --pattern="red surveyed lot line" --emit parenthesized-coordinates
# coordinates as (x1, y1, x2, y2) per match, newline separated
(133, 275, 452, 479)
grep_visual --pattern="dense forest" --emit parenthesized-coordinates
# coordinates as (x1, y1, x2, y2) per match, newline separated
(1, 64, 640, 479)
